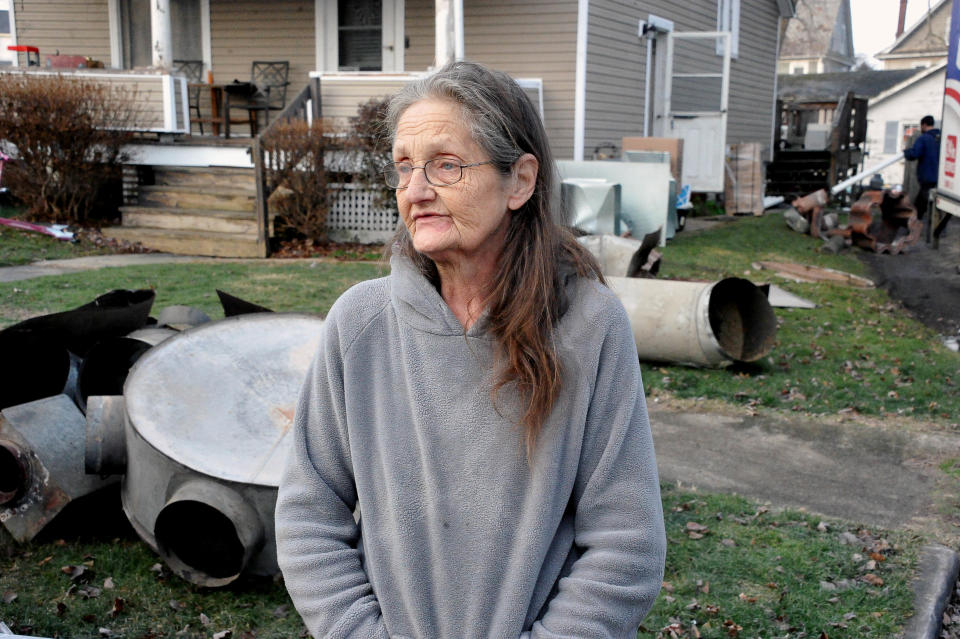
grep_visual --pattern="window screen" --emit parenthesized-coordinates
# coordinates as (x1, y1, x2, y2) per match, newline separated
(0, 10, 10, 34)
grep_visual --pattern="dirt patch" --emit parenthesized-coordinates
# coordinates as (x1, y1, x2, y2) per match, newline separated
(855, 218, 960, 339)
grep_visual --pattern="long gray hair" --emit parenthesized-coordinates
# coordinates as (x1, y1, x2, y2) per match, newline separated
(385, 61, 602, 451)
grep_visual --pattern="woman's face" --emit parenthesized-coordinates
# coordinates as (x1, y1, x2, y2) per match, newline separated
(393, 98, 514, 268)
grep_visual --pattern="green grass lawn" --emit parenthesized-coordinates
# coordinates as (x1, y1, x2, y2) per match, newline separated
(0, 210, 949, 638)
(0, 484, 918, 639)
(0, 206, 118, 267)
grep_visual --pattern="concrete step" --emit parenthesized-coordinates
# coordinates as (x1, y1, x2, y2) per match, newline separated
(119, 206, 273, 236)
(101, 227, 264, 258)
(139, 185, 256, 212)
(153, 166, 256, 190)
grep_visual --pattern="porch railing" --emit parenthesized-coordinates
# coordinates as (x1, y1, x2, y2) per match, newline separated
(251, 77, 322, 257)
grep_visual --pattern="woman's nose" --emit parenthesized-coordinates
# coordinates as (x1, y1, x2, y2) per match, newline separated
(404, 168, 436, 202)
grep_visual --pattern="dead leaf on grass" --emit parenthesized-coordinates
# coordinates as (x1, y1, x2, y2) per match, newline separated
(862, 573, 884, 587)
(169, 599, 187, 611)
(110, 598, 125, 617)
(2, 591, 16, 604)
(200, 613, 211, 626)
(213, 630, 232, 639)
(103, 577, 115, 590)
(55, 602, 67, 617)
(78, 585, 102, 599)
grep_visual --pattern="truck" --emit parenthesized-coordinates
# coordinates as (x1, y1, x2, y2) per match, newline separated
(933, 0, 960, 244)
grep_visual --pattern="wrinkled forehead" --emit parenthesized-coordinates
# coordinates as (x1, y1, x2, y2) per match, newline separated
(392, 98, 476, 156)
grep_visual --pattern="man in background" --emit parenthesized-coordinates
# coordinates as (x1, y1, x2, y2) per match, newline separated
(904, 115, 941, 222)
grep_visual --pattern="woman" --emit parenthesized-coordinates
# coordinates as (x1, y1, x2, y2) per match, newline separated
(276, 61, 665, 639)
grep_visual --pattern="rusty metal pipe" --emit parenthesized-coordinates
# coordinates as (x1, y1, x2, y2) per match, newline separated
(607, 276, 777, 367)
(0, 441, 29, 505)
(154, 480, 264, 587)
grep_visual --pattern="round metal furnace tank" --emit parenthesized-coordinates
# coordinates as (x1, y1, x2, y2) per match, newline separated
(119, 313, 324, 587)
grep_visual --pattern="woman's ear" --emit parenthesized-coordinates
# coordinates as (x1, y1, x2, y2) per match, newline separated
(507, 153, 539, 211)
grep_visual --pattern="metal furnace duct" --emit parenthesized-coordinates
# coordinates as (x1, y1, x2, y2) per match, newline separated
(115, 313, 324, 586)
(607, 276, 777, 367)
(76, 329, 176, 409)
(0, 395, 118, 541)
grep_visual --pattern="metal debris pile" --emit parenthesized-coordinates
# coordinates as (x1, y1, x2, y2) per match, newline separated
(787, 187, 922, 254)
(0, 291, 324, 588)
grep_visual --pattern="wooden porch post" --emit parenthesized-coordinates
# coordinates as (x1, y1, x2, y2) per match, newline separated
(434, 0, 463, 68)
(151, 0, 174, 68)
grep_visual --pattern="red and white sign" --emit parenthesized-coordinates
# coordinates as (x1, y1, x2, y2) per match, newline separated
(946, 134, 957, 178)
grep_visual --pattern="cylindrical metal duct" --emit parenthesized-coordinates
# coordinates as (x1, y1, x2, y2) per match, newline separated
(607, 276, 777, 367)
(0, 395, 118, 541)
(154, 480, 264, 587)
(77, 338, 154, 408)
(0, 333, 72, 410)
(85, 395, 128, 476)
(119, 313, 324, 586)
(0, 441, 29, 505)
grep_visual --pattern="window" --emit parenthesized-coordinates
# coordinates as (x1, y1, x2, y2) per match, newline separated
(883, 121, 900, 154)
(791, 65, 805, 74)
(338, 0, 382, 71)
(716, 0, 740, 58)
(0, 9, 10, 34)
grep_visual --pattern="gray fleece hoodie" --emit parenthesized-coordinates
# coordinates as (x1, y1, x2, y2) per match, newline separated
(275, 254, 666, 639)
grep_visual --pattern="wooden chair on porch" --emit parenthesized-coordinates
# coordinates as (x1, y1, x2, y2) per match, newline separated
(225, 61, 290, 136)
(173, 59, 206, 135)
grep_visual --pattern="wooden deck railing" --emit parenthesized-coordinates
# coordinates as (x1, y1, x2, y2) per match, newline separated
(250, 76, 322, 257)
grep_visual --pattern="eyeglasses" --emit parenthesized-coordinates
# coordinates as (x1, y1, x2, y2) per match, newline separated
(381, 158, 493, 189)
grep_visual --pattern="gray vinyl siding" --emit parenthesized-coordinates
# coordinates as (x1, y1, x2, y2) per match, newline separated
(210, 0, 315, 88)
(583, 1, 646, 155)
(404, 0, 435, 71)
(464, 0, 579, 160)
(13, 0, 112, 67)
(586, 0, 780, 153)
(726, 0, 779, 149)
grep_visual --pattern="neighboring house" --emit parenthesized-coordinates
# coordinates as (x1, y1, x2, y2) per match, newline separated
(778, 0, 854, 75)
(875, 0, 951, 70)
(2, 0, 795, 255)
(865, 63, 945, 187)
(0, 0, 14, 67)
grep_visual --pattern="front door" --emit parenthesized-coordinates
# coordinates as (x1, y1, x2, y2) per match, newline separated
(119, 0, 201, 68)
(661, 31, 731, 193)
(322, 0, 403, 72)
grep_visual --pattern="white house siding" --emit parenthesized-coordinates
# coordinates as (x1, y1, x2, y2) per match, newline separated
(13, 0, 112, 67)
(318, 76, 414, 121)
(866, 68, 945, 188)
(583, 0, 646, 155)
(404, 0, 434, 71)
(463, 0, 579, 160)
(209, 0, 315, 88)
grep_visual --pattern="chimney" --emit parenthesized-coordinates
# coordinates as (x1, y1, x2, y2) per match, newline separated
(896, 0, 908, 38)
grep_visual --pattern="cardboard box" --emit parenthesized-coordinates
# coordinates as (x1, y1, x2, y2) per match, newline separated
(724, 143, 765, 216)
(621, 137, 684, 183)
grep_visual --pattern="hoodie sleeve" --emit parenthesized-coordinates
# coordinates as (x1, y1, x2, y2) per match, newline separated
(275, 313, 389, 639)
(527, 297, 666, 639)
(904, 134, 925, 161)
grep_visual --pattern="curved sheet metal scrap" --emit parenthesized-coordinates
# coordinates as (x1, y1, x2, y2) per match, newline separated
(0, 289, 155, 358)
(155, 305, 211, 330)
(0, 289, 154, 410)
(216, 289, 274, 316)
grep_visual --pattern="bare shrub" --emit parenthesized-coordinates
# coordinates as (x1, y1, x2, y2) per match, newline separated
(262, 119, 336, 242)
(0, 73, 138, 224)
(348, 97, 395, 215)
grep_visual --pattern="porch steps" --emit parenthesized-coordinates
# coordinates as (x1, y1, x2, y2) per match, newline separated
(102, 165, 274, 258)
(103, 227, 263, 259)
